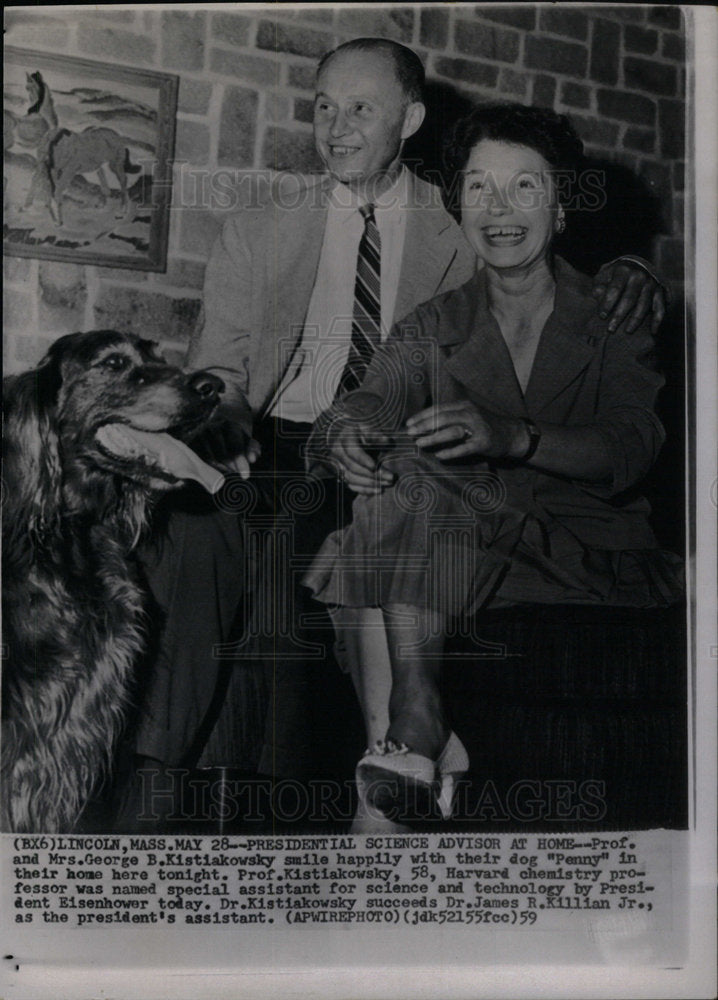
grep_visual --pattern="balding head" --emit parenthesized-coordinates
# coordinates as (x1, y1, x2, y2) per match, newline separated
(317, 37, 425, 106)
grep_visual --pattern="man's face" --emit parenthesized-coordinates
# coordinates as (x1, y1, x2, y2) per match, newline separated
(313, 49, 419, 194)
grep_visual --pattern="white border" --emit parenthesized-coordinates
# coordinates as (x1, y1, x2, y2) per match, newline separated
(1, 4, 716, 998)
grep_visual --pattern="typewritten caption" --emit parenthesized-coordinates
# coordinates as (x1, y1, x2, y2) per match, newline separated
(11, 833, 661, 930)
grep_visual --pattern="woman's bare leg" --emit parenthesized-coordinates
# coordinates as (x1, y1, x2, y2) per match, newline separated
(328, 606, 392, 747)
(383, 603, 449, 760)
(328, 606, 411, 832)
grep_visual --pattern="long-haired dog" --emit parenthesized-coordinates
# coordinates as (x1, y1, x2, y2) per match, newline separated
(2, 330, 223, 832)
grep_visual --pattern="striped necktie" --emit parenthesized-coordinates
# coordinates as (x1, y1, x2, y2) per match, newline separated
(337, 203, 381, 395)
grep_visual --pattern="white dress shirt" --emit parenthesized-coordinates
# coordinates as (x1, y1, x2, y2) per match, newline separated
(270, 168, 409, 423)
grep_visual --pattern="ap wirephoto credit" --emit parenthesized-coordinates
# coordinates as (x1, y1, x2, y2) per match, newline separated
(1, 4, 716, 999)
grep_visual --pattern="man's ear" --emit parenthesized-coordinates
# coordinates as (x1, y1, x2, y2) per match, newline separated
(401, 101, 426, 141)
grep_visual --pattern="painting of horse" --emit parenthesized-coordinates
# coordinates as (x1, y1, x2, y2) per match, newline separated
(14, 70, 142, 225)
(37, 125, 142, 225)
(4, 48, 177, 270)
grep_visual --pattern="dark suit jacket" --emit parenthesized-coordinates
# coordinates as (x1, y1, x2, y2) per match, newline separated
(311, 257, 667, 553)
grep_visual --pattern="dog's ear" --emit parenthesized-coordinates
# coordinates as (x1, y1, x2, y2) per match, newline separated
(2, 354, 64, 542)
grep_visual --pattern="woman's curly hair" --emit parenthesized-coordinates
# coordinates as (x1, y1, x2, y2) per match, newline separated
(443, 102, 585, 217)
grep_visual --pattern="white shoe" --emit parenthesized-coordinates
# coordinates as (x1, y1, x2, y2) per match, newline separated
(350, 792, 412, 834)
(355, 732, 469, 822)
(435, 732, 470, 820)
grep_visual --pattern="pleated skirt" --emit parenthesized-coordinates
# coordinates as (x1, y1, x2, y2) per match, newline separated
(303, 450, 683, 616)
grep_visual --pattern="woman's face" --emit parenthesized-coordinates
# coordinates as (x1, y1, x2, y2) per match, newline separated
(460, 139, 561, 272)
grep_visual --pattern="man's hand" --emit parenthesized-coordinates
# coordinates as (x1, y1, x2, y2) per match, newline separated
(329, 422, 395, 495)
(592, 259, 666, 335)
(191, 422, 261, 480)
(211, 437, 261, 480)
(405, 402, 525, 462)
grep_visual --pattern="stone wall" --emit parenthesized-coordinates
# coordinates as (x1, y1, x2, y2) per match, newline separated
(3, 4, 687, 372)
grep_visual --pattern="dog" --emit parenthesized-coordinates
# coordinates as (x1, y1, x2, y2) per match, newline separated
(1, 330, 224, 832)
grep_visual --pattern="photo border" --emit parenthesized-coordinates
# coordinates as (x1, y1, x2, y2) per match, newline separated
(1, 3, 715, 998)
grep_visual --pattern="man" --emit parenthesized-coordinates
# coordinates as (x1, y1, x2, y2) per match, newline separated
(192, 39, 664, 454)
(132, 38, 666, 826)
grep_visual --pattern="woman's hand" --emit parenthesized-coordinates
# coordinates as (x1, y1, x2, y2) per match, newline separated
(405, 402, 527, 461)
(407, 403, 615, 485)
(328, 422, 396, 495)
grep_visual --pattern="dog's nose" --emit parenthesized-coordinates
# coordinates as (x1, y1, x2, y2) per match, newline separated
(188, 371, 224, 400)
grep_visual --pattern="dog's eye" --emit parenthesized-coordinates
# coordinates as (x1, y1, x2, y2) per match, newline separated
(101, 353, 131, 371)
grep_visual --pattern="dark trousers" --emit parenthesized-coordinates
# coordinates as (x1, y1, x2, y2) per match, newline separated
(249, 418, 359, 782)
(132, 488, 249, 767)
(127, 419, 359, 784)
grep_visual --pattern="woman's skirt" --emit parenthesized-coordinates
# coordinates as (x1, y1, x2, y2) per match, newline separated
(302, 449, 683, 616)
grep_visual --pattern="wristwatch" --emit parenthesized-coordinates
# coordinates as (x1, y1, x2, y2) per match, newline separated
(519, 418, 541, 462)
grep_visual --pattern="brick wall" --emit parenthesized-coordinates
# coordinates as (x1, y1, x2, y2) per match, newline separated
(3, 4, 687, 373)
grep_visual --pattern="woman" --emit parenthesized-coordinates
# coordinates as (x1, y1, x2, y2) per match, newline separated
(303, 104, 682, 825)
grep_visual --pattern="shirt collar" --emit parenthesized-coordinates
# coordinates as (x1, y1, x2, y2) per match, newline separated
(328, 165, 408, 220)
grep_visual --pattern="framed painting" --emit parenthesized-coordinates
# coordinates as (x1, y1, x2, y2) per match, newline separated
(3, 47, 178, 271)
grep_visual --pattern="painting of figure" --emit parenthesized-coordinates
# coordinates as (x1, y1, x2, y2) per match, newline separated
(4, 48, 177, 270)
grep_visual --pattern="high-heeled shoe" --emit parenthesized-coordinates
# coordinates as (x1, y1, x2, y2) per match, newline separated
(350, 788, 413, 835)
(355, 732, 469, 822)
(435, 731, 469, 820)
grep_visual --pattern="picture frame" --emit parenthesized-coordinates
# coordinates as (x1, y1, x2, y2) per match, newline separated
(3, 47, 178, 271)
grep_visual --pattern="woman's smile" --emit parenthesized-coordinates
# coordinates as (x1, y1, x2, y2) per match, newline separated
(481, 225, 528, 247)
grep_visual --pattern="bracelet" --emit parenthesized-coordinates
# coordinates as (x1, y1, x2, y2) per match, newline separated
(519, 418, 541, 462)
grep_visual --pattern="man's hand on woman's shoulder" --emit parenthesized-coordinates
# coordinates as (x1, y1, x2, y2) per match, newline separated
(591, 258, 667, 335)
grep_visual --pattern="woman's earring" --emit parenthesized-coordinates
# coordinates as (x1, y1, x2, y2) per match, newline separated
(556, 213, 566, 234)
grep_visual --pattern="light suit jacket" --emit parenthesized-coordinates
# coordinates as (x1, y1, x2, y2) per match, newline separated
(187, 170, 477, 430)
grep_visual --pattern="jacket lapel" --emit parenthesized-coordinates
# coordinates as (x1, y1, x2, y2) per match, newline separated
(523, 261, 597, 415)
(394, 172, 473, 324)
(266, 175, 329, 339)
(441, 258, 599, 418)
(255, 176, 330, 412)
(440, 273, 528, 416)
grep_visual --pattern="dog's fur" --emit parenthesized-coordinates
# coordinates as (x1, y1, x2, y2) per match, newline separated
(1, 330, 223, 832)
